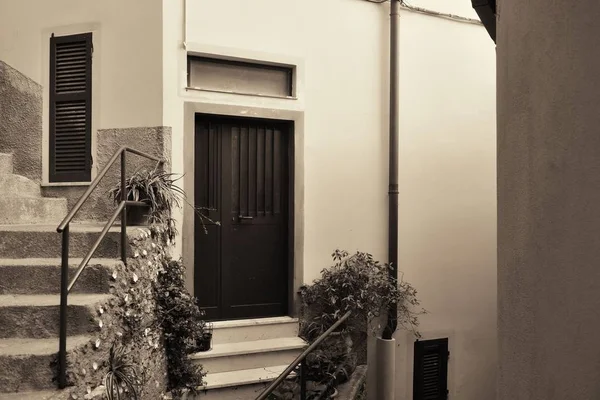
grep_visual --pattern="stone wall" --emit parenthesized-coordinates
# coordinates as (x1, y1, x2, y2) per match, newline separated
(61, 228, 170, 399)
(43, 126, 172, 222)
(0, 60, 43, 182)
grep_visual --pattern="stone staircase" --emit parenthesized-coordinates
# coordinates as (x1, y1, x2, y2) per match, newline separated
(0, 153, 67, 224)
(191, 317, 306, 399)
(0, 152, 119, 399)
(0, 151, 306, 399)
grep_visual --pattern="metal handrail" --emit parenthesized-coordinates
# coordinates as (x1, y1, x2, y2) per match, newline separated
(255, 311, 352, 400)
(56, 146, 163, 389)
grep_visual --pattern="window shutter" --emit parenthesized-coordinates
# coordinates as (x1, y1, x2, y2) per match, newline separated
(413, 338, 449, 400)
(49, 32, 93, 182)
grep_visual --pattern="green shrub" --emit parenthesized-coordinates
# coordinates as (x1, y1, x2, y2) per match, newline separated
(278, 249, 425, 399)
(299, 249, 424, 340)
(155, 258, 206, 398)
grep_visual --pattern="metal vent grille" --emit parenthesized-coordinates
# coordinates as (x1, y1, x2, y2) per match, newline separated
(413, 338, 449, 400)
(49, 33, 92, 182)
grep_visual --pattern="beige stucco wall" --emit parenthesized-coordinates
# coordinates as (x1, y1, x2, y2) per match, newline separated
(0, 0, 163, 184)
(164, 1, 497, 399)
(367, 2, 497, 400)
(163, 0, 390, 286)
(497, 1, 600, 399)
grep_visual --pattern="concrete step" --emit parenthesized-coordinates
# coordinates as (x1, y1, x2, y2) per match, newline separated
(213, 317, 299, 345)
(204, 364, 296, 390)
(0, 224, 125, 258)
(0, 258, 119, 295)
(0, 174, 40, 197)
(190, 337, 306, 374)
(0, 293, 109, 339)
(187, 383, 272, 400)
(0, 154, 13, 175)
(0, 197, 67, 225)
(0, 390, 64, 400)
(190, 365, 297, 399)
(0, 336, 89, 393)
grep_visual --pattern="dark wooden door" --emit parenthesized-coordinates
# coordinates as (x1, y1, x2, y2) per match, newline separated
(194, 114, 291, 321)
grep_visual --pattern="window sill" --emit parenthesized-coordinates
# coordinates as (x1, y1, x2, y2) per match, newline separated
(185, 86, 298, 100)
(41, 181, 91, 188)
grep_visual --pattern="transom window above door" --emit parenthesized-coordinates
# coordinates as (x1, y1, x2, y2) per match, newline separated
(187, 56, 294, 98)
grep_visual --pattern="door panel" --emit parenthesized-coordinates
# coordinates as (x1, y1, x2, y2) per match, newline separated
(195, 115, 290, 321)
(194, 121, 222, 320)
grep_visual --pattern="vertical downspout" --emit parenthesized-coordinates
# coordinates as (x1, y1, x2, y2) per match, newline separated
(383, 0, 400, 341)
(375, 2, 400, 399)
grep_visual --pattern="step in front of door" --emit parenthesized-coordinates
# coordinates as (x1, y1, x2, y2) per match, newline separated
(185, 365, 298, 400)
(212, 316, 299, 345)
(190, 337, 306, 374)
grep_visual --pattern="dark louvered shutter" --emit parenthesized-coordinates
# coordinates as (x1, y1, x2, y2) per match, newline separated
(413, 338, 449, 400)
(49, 33, 92, 182)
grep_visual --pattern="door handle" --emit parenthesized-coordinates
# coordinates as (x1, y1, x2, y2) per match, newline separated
(238, 215, 253, 221)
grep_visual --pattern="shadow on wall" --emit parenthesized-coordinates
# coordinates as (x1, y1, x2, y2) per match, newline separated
(0, 60, 43, 182)
(43, 126, 172, 222)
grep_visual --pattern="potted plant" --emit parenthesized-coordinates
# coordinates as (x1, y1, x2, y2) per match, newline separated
(109, 168, 185, 226)
(299, 250, 424, 341)
(298, 250, 425, 397)
(196, 322, 213, 352)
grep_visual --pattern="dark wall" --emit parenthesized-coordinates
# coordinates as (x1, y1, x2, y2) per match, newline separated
(497, 1, 600, 399)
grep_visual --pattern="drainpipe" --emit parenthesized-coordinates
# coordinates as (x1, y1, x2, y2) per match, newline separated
(376, 0, 399, 399)
(383, 0, 400, 343)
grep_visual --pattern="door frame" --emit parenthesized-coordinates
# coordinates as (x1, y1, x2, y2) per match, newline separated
(183, 101, 305, 319)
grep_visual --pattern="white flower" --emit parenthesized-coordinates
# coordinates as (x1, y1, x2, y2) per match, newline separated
(111, 271, 117, 280)
(92, 362, 98, 371)
(95, 339, 101, 348)
(151, 243, 156, 249)
(116, 331, 123, 337)
(98, 320, 103, 329)
(142, 249, 148, 257)
(98, 306, 104, 315)
(132, 273, 139, 283)
(148, 261, 152, 267)
(124, 294, 129, 302)
(145, 328, 151, 336)
(133, 251, 139, 258)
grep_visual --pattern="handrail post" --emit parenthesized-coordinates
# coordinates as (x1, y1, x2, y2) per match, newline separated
(300, 358, 307, 400)
(58, 224, 69, 388)
(120, 151, 127, 265)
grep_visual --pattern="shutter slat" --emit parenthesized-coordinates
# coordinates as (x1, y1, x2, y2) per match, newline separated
(55, 43, 87, 94)
(49, 32, 92, 183)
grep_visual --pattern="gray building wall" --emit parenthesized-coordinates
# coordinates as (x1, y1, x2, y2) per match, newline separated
(497, 1, 600, 399)
(43, 127, 172, 222)
(0, 60, 43, 182)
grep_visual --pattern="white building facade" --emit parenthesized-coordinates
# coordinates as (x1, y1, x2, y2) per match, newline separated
(0, 0, 496, 398)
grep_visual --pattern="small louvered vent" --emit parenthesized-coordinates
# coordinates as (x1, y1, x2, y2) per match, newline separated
(49, 33, 92, 183)
(413, 338, 449, 400)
